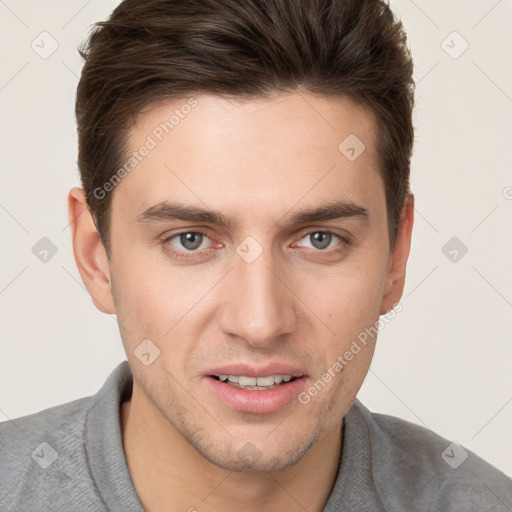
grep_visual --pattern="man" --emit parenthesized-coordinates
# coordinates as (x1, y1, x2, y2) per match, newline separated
(1, 0, 511, 510)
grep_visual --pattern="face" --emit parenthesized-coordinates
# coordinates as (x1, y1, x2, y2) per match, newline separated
(94, 93, 406, 472)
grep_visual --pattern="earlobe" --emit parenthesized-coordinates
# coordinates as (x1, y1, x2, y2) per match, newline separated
(67, 187, 116, 314)
(379, 193, 414, 315)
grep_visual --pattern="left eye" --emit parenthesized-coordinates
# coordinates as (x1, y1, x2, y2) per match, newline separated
(298, 231, 342, 250)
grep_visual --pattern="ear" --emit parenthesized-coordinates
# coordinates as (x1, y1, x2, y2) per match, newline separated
(380, 193, 414, 315)
(67, 187, 116, 314)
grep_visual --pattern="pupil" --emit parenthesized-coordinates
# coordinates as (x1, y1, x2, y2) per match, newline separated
(181, 232, 203, 250)
(311, 232, 331, 249)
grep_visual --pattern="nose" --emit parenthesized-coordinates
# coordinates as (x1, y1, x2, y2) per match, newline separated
(218, 244, 298, 348)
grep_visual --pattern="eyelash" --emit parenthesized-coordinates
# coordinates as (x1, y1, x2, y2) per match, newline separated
(161, 229, 351, 261)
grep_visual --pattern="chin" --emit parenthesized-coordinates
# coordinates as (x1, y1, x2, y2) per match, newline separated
(191, 431, 319, 473)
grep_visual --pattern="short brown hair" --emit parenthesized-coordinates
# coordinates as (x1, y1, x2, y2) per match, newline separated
(76, 0, 415, 258)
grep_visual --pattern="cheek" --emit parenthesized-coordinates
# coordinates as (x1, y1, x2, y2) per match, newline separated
(298, 256, 386, 396)
(110, 252, 180, 340)
(111, 252, 220, 375)
(304, 258, 386, 339)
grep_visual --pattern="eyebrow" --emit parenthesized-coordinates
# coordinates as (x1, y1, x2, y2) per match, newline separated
(136, 199, 369, 228)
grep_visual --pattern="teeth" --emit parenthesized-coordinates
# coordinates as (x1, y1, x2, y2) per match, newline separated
(239, 376, 257, 386)
(256, 376, 275, 386)
(217, 374, 294, 387)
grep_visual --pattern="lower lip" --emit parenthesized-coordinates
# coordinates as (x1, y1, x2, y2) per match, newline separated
(204, 376, 308, 414)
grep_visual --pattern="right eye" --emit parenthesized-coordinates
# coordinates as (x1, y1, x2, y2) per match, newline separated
(164, 231, 212, 252)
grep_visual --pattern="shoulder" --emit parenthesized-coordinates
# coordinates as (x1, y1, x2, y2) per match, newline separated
(353, 400, 512, 511)
(0, 395, 102, 510)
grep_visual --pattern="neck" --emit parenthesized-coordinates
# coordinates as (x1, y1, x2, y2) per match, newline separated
(121, 383, 342, 512)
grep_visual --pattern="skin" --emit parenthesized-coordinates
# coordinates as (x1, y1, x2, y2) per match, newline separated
(68, 92, 414, 512)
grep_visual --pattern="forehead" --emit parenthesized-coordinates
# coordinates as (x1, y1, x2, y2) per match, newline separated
(112, 92, 383, 224)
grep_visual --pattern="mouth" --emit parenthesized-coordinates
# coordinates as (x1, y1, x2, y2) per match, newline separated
(204, 371, 309, 414)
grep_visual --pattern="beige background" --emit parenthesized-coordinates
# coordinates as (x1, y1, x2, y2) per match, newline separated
(1, 0, 511, 476)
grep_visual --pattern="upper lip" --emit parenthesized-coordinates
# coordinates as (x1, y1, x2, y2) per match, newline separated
(204, 363, 307, 378)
